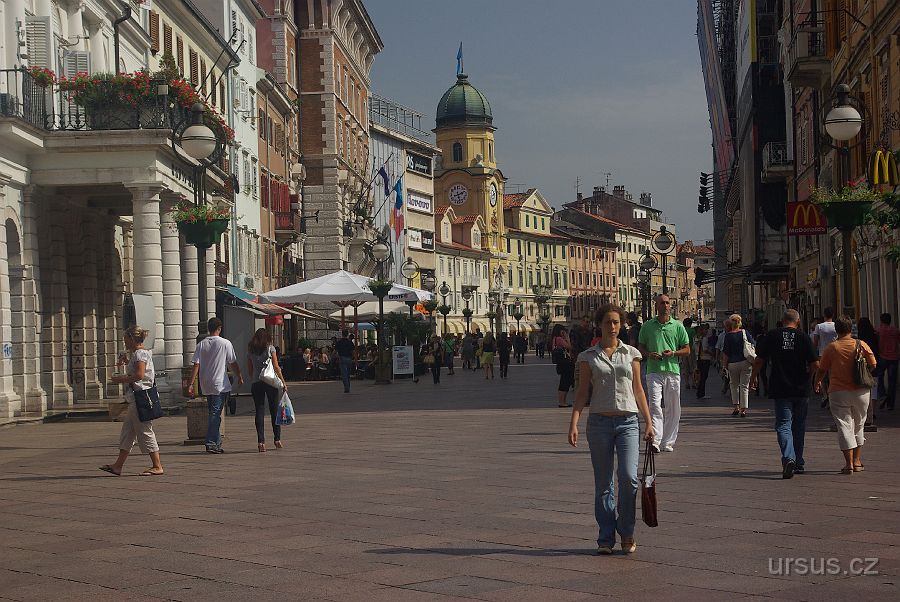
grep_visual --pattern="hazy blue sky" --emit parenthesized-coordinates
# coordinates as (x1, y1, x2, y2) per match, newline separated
(368, 0, 713, 244)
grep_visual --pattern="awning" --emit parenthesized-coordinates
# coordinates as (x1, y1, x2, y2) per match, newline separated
(222, 285, 333, 323)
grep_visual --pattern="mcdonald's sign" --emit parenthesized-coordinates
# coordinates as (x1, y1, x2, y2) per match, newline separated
(787, 201, 826, 236)
(868, 149, 900, 187)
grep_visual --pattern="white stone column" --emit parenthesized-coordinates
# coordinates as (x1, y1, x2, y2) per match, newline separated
(0, 217, 21, 417)
(66, 214, 103, 402)
(160, 200, 184, 399)
(17, 186, 46, 412)
(128, 184, 167, 370)
(38, 207, 73, 409)
(206, 250, 216, 320)
(95, 219, 118, 399)
(181, 240, 199, 364)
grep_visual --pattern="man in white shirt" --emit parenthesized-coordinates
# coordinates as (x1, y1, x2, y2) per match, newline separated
(188, 318, 243, 453)
(812, 308, 837, 408)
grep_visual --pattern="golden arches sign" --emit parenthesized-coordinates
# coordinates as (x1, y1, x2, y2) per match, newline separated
(787, 201, 826, 236)
(868, 149, 900, 187)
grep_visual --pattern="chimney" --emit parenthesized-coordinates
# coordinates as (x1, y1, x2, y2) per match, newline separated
(613, 185, 625, 198)
(639, 192, 653, 206)
(592, 186, 601, 197)
(576, 192, 583, 202)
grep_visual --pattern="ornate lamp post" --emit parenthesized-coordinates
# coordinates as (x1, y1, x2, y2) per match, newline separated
(368, 236, 392, 384)
(438, 280, 451, 335)
(400, 257, 420, 317)
(638, 252, 657, 321)
(461, 287, 474, 333)
(512, 297, 524, 333)
(821, 83, 870, 318)
(172, 103, 227, 341)
(651, 226, 675, 295)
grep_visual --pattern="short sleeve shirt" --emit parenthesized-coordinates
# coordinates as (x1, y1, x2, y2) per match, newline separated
(125, 349, 154, 403)
(638, 317, 690, 375)
(578, 342, 643, 413)
(192, 336, 238, 395)
(756, 327, 816, 399)
(878, 325, 899, 361)
(820, 338, 876, 393)
(813, 321, 838, 357)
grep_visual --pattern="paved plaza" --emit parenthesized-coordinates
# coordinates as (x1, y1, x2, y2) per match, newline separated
(1, 360, 899, 601)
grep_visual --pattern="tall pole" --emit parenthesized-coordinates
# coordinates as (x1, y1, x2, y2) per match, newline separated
(840, 145, 855, 319)
(662, 253, 668, 295)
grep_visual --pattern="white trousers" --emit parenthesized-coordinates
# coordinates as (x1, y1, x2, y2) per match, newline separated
(646, 372, 681, 448)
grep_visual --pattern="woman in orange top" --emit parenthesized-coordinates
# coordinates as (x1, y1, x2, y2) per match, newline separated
(814, 316, 876, 474)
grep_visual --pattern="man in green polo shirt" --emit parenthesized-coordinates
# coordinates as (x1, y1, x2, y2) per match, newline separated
(639, 294, 691, 453)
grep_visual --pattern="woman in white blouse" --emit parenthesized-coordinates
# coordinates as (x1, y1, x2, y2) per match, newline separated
(568, 304, 654, 554)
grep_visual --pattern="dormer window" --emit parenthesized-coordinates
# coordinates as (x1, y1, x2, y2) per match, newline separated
(443, 220, 450, 242)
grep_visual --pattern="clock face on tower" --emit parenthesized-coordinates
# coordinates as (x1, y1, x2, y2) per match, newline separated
(489, 183, 498, 207)
(449, 183, 469, 205)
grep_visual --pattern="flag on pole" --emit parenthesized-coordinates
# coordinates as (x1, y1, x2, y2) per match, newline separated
(377, 165, 391, 197)
(391, 176, 404, 241)
(456, 42, 463, 75)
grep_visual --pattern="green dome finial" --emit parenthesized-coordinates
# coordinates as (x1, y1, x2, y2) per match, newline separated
(436, 73, 493, 129)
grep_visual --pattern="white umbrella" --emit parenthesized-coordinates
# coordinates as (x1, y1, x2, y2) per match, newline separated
(259, 269, 433, 304)
(328, 300, 421, 321)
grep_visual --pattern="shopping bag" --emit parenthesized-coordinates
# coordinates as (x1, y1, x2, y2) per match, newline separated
(260, 353, 283, 389)
(276, 391, 295, 426)
(641, 440, 658, 527)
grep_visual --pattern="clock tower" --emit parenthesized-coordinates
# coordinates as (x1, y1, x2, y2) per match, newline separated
(433, 70, 509, 330)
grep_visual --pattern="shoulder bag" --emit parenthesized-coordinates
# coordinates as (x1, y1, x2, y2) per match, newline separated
(641, 440, 658, 527)
(131, 381, 163, 422)
(741, 330, 757, 361)
(854, 339, 875, 388)
(260, 348, 283, 389)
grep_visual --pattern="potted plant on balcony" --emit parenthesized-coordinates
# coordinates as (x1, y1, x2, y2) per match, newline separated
(173, 203, 231, 249)
(27, 66, 56, 88)
(58, 71, 155, 129)
(810, 181, 880, 230)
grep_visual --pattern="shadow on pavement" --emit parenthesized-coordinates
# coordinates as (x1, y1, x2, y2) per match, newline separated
(367, 546, 594, 557)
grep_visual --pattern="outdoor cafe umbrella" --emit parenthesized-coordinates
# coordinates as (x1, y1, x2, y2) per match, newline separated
(258, 269, 434, 304)
(328, 300, 420, 322)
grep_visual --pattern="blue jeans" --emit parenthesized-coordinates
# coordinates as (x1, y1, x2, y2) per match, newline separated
(774, 398, 808, 466)
(339, 357, 353, 391)
(586, 413, 640, 547)
(206, 393, 228, 448)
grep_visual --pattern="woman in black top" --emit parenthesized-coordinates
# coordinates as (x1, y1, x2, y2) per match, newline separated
(427, 335, 443, 384)
(857, 316, 879, 426)
(497, 333, 512, 379)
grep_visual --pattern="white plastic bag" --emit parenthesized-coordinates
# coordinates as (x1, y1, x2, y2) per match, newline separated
(275, 391, 295, 426)
(260, 351, 283, 389)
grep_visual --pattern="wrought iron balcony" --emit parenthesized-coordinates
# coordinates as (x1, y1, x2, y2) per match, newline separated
(0, 68, 178, 133)
(274, 210, 302, 244)
(762, 141, 792, 182)
(785, 18, 829, 88)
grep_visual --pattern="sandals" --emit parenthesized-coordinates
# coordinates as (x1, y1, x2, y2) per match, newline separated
(274, 441, 284, 449)
(739, 410, 748, 418)
(840, 467, 853, 475)
(258, 443, 266, 453)
(99, 464, 121, 476)
(853, 464, 865, 472)
(139, 468, 164, 476)
(731, 409, 740, 417)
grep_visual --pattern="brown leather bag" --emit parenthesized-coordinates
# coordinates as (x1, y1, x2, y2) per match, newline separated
(641, 441, 658, 527)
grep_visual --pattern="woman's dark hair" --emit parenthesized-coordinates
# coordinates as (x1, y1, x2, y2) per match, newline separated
(594, 303, 627, 327)
(248, 328, 271, 355)
(835, 315, 853, 336)
(551, 324, 565, 338)
(857, 317, 877, 342)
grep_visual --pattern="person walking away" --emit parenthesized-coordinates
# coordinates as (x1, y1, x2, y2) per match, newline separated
(498, 332, 512, 378)
(695, 324, 714, 400)
(681, 318, 696, 389)
(443, 333, 456, 375)
(716, 319, 733, 396)
(473, 328, 483, 370)
(514, 331, 527, 364)
(461, 333, 475, 370)
(481, 332, 497, 379)
(750, 309, 818, 478)
(721, 314, 755, 417)
(335, 330, 355, 393)
(247, 328, 287, 452)
(625, 312, 642, 347)
(428, 335, 443, 384)
(536, 330, 547, 359)
(188, 318, 244, 454)
(568, 304, 654, 554)
(814, 316, 876, 474)
(876, 313, 898, 410)
(638, 294, 690, 453)
(857, 317, 879, 427)
(552, 325, 575, 407)
(100, 326, 164, 476)
(813, 308, 838, 407)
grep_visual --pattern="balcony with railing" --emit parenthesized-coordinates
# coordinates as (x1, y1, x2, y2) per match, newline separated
(785, 18, 829, 88)
(369, 94, 432, 144)
(762, 141, 792, 182)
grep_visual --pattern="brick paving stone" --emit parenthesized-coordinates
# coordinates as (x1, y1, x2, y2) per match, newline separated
(0, 362, 898, 600)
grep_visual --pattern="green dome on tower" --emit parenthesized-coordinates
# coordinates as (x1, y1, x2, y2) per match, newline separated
(435, 73, 493, 129)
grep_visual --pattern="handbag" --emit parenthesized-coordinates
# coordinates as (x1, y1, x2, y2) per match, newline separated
(854, 339, 875, 388)
(423, 353, 435, 366)
(741, 330, 757, 361)
(130, 382, 163, 422)
(260, 348, 283, 389)
(641, 440, 658, 527)
(275, 391, 295, 426)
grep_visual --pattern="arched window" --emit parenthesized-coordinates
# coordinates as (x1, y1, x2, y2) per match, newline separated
(489, 142, 493, 161)
(452, 142, 463, 162)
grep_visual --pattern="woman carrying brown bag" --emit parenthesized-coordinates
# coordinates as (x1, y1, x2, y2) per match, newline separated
(814, 315, 876, 474)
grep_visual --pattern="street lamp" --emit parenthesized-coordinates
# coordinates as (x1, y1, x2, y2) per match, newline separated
(461, 287, 474, 333)
(369, 236, 392, 384)
(172, 102, 227, 341)
(651, 226, 675, 295)
(438, 280, 451, 335)
(400, 257, 420, 317)
(821, 83, 869, 319)
(512, 297, 524, 333)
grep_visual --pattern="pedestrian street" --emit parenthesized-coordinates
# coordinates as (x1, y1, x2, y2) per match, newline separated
(0, 361, 898, 601)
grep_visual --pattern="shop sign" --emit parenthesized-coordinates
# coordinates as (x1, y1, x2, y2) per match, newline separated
(421, 230, 434, 251)
(2, 343, 11, 359)
(407, 192, 433, 214)
(392, 345, 414, 376)
(406, 152, 432, 175)
(408, 229, 422, 250)
(806, 268, 818, 284)
(787, 201, 826, 236)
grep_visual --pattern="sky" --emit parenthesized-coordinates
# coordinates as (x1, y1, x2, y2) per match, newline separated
(367, 0, 714, 244)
